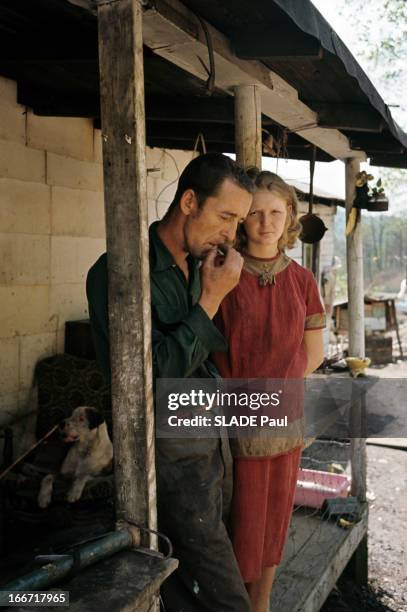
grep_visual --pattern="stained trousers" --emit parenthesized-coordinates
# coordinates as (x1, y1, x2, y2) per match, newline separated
(156, 436, 252, 612)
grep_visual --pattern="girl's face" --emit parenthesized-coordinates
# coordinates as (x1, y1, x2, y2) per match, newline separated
(244, 189, 290, 251)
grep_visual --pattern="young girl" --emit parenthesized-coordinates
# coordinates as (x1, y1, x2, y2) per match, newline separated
(212, 170, 326, 612)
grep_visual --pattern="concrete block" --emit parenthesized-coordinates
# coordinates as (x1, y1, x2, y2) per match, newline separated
(148, 198, 169, 224)
(0, 140, 45, 183)
(0, 76, 18, 105)
(162, 149, 194, 182)
(0, 100, 26, 144)
(93, 129, 103, 164)
(0, 234, 50, 284)
(146, 147, 164, 169)
(0, 179, 51, 234)
(51, 236, 105, 284)
(19, 332, 56, 389)
(49, 283, 89, 338)
(0, 391, 20, 426)
(56, 327, 65, 354)
(147, 175, 157, 199)
(51, 186, 105, 238)
(153, 177, 176, 204)
(0, 286, 56, 337)
(0, 337, 19, 395)
(76, 238, 106, 283)
(27, 112, 94, 161)
(47, 152, 103, 191)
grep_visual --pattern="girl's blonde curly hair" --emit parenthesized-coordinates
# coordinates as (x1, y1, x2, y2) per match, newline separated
(237, 168, 302, 251)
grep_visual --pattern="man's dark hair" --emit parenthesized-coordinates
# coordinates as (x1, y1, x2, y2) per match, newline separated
(164, 152, 254, 217)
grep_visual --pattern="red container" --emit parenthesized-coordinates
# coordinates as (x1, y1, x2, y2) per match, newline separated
(294, 468, 351, 509)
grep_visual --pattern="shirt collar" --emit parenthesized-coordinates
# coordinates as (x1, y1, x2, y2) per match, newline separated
(149, 221, 177, 272)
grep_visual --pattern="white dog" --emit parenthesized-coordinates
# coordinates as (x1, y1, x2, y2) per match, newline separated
(38, 406, 113, 508)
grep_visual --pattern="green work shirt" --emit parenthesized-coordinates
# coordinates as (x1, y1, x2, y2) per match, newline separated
(86, 221, 227, 383)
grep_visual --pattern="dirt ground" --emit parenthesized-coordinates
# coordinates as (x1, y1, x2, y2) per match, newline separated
(321, 343, 407, 612)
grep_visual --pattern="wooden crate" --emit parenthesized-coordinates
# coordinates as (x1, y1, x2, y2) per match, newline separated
(365, 335, 393, 365)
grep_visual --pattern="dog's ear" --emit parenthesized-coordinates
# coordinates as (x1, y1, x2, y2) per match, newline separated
(85, 408, 105, 430)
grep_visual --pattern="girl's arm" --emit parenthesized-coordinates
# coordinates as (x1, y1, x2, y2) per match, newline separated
(303, 328, 324, 376)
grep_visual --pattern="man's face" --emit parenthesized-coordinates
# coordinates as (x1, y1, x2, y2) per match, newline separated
(181, 178, 253, 259)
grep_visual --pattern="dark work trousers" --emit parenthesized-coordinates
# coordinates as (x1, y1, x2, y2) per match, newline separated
(156, 435, 252, 612)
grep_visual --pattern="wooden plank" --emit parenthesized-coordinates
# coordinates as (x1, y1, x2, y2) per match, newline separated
(97, 0, 157, 544)
(141, 0, 364, 161)
(145, 136, 335, 161)
(350, 135, 404, 153)
(370, 154, 407, 168)
(270, 505, 368, 611)
(344, 534, 368, 586)
(311, 103, 383, 133)
(232, 25, 323, 59)
(16, 551, 178, 612)
(146, 120, 236, 142)
(146, 95, 235, 123)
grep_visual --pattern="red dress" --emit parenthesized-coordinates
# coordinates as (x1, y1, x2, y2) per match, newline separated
(212, 253, 325, 582)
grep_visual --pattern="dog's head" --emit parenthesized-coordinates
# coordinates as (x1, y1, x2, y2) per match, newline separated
(59, 406, 105, 443)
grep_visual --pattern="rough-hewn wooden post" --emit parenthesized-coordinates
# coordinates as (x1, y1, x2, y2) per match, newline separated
(345, 158, 367, 503)
(97, 0, 156, 547)
(346, 158, 365, 360)
(234, 85, 262, 169)
(345, 157, 368, 585)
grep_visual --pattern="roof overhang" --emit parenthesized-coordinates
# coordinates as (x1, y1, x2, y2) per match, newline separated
(0, 0, 405, 167)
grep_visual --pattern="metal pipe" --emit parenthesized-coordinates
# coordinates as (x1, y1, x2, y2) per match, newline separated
(4, 530, 134, 592)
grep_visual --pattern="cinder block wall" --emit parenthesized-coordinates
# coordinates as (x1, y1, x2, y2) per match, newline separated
(0, 74, 195, 437)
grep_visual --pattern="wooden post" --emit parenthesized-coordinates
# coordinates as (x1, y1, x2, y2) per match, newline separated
(345, 158, 365, 359)
(345, 157, 368, 585)
(234, 85, 262, 169)
(97, 0, 157, 547)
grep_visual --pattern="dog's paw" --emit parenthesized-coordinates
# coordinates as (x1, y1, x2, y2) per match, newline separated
(38, 490, 51, 508)
(66, 488, 82, 504)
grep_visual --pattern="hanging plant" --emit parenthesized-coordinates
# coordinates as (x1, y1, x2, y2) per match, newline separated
(353, 172, 389, 211)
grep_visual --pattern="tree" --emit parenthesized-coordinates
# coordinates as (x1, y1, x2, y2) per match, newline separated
(315, 0, 407, 214)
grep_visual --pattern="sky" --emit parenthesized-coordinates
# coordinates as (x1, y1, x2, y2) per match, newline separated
(265, 0, 406, 213)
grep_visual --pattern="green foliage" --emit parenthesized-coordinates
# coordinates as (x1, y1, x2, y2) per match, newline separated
(334, 210, 407, 294)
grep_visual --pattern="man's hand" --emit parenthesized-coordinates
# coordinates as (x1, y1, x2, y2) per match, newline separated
(199, 246, 244, 319)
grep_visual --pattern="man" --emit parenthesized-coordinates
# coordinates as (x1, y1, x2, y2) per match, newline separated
(86, 153, 253, 611)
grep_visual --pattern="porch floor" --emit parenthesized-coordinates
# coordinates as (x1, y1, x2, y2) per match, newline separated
(269, 504, 368, 612)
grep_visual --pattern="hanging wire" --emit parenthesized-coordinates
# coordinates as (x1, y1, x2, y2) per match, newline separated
(154, 149, 180, 219)
(195, 15, 216, 95)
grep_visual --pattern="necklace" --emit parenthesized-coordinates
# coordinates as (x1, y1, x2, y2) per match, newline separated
(243, 251, 291, 286)
(258, 266, 277, 286)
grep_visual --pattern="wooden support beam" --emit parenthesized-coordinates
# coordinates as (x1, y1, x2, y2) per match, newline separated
(145, 136, 335, 162)
(345, 158, 367, 507)
(146, 96, 235, 123)
(142, 0, 362, 161)
(370, 154, 407, 169)
(146, 120, 235, 142)
(97, 0, 157, 545)
(350, 133, 404, 153)
(232, 25, 323, 60)
(311, 103, 383, 133)
(234, 84, 262, 168)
